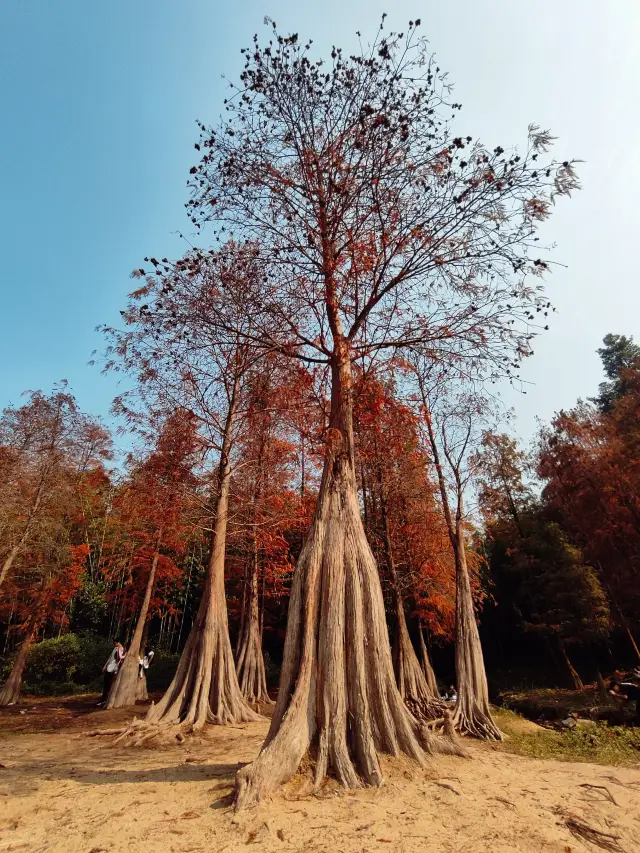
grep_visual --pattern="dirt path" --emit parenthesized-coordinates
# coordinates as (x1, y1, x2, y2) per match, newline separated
(1, 701, 640, 852)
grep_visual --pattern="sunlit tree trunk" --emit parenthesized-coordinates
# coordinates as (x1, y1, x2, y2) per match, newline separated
(236, 534, 272, 704)
(106, 531, 162, 709)
(557, 637, 584, 691)
(421, 402, 501, 740)
(235, 339, 463, 810)
(418, 621, 439, 697)
(145, 377, 260, 729)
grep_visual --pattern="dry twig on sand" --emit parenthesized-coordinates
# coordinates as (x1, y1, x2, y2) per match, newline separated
(578, 783, 619, 806)
(554, 807, 625, 852)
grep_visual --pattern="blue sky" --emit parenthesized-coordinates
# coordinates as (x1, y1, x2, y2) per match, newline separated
(1, 0, 639, 451)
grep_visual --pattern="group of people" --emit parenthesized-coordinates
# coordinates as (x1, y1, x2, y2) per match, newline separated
(97, 639, 154, 706)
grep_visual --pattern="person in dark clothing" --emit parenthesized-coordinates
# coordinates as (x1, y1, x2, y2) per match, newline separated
(609, 679, 640, 721)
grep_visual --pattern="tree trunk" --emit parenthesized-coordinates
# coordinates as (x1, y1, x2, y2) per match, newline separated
(145, 382, 260, 730)
(236, 535, 272, 705)
(418, 622, 439, 697)
(234, 342, 463, 810)
(0, 625, 37, 706)
(451, 524, 502, 739)
(377, 466, 442, 719)
(557, 637, 584, 691)
(623, 623, 640, 664)
(419, 397, 501, 740)
(136, 669, 149, 701)
(106, 532, 162, 709)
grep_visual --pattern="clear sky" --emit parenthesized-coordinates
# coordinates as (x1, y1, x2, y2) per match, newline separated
(1, 0, 639, 450)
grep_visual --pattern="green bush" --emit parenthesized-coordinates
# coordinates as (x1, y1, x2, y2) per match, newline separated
(0, 632, 180, 697)
(0, 633, 113, 694)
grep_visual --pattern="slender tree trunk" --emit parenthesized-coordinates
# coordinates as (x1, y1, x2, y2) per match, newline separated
(235, 558, 249, 658)
(236, 535, 272, 704)
(0, 624, 37, 706)
(420, 398, 501, 740)
(106, 531, 163, 709)
(145, 380, 260, 730)
(235, 341, 463, 810)
(623, 622, 640, 664)
(418, 622, 439, 697)
(377, 466, 442, 719)
(451, 526, 502, 739)
(557, 637, 584, 691)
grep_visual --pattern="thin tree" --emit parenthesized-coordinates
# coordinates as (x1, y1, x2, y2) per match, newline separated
(169, 18, 574, 803)
(102, 253, 266, 731)
(0, 541, 87, 706)
(412, 364, 502, 739)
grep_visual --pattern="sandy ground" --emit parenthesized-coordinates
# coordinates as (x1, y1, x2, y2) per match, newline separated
(1, 700, 640, 853)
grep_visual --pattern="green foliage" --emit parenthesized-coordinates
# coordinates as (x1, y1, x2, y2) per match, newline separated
(594, 333, 640, 412)
(70, 579, 109, 633)
(487, 512, 611, 645)
(1, 632, 113, 694)
(494, 708, 640, 765)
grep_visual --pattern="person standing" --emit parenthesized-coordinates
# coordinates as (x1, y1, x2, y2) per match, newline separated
(138, 647, 154, 681)
(97, 640, 126, 706)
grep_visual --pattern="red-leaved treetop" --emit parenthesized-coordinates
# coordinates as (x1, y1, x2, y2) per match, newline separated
(143, 18, 576, 804)
(0, 385, 112, 589)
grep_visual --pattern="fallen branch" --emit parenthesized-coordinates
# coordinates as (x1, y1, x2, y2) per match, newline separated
(83, 728, 126, 737)
(579, 784, 619, 806)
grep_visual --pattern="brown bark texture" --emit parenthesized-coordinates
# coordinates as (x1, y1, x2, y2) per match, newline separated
(236, 541, 272, 704)
(419, 397, 501, 741)
(106, 535, 162, 709)
(377, 467, 443, 720)
(234, 345, 464, 810)
(0, 625, 37, 706)
(418, 623, 440, 697)
(451, 530, 502, 740)
(142, 392, 260, 731)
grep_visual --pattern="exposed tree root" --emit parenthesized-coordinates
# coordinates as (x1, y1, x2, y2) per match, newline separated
(234, 451, 466, 811)
(235, 553, 273, 706)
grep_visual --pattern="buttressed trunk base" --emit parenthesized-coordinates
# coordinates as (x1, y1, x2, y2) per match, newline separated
(234, 350, 464, 810)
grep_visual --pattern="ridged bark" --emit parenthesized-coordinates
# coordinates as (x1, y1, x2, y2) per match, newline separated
(418, 622, 440, 697)
(235, 342, 463, 810)
(419, 390, 501, 741)
(236, 540, 272, 704)
(451, 527, 502, 740)
(143, 382, 260, 730)
(377, 467, 443, 720)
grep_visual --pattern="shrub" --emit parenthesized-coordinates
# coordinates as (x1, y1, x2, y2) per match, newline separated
(0, 632, 114, 694)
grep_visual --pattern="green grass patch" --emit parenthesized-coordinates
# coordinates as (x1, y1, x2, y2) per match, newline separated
(493, 707, 640, 766)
